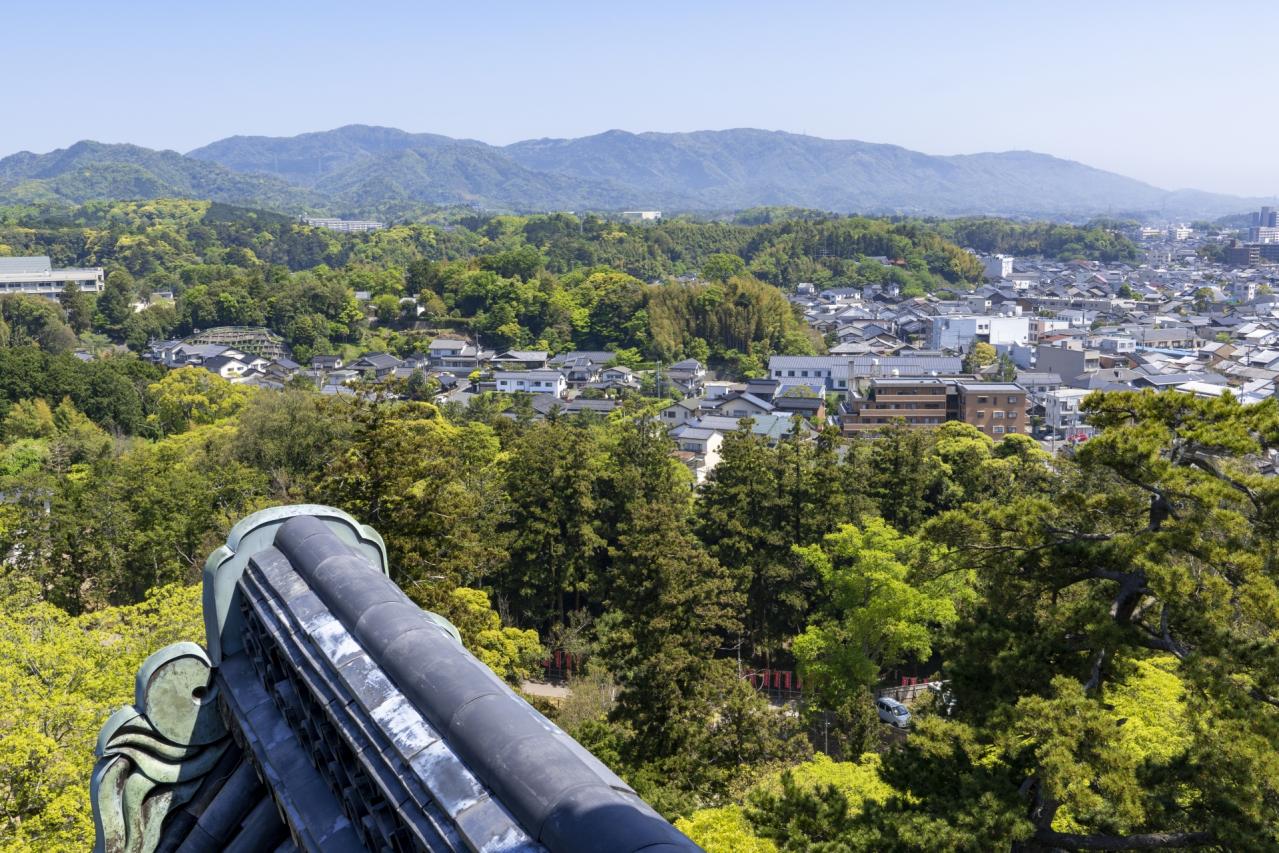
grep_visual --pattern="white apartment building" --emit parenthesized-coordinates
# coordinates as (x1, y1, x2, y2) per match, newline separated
(929, 315, 1030, 351)
(1044, 388, 1092, 436)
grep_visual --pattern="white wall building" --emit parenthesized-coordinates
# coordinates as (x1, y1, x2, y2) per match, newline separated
(494, 370, 567, 396)
(1044, 388, 1092, 436)
(929, 315, 1030, 351)
(0, 256, 104, 297)
(983, 254, 1014, 280)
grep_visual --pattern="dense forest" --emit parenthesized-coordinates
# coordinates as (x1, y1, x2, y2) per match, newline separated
(3, 202, 1274, 852)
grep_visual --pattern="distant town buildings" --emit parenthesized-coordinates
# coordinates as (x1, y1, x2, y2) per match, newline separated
(619, 211, 662, 223)
(0, 255, 104, 297)
(1250, 206, 1279, 244)
(302, 217, 386, 233)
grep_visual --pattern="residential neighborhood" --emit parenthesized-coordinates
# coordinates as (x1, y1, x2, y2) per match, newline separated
(130, 211, 1279, 486)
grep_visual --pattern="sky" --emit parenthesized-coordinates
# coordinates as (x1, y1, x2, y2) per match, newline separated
(3, 0, 1276, 196)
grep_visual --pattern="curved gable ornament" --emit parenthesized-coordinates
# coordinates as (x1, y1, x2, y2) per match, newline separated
(90, 642, 229, 853)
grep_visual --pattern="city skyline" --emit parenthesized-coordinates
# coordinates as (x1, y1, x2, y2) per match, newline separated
(4, 0, 1277, 196)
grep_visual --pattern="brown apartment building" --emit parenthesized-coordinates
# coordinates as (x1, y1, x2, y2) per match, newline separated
(953, 381, 1028, 438)
(841, 378, 1028, 437)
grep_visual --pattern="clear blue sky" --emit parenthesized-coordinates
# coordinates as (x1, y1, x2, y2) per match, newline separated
(5, 0, 1276, 195)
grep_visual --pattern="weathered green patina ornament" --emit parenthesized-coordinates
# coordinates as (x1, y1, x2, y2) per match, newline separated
(91, 642, 228, 853)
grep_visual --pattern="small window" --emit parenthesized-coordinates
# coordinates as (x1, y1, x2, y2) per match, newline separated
(977, 396, 988, 404)
(1008, 396, 1019, 404)
(993, 411, 1004, 419)
(976, 411, 985, 418)
(993, 426, 1004, 435)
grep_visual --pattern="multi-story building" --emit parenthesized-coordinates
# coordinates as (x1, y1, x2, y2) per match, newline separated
(1029, 317, 1071, 342)
(954, 381, 1028, 438)
(928, 315, 1030, 351)
(1231, 280, 1257, 303)
(841, 378, 952, 433)
(768, 354, 965, 395)
(1226, 242, 1261, 267)
(302, 217, 386, 233)
(1044, 388, 1093, 437)
(0, 255, 104, 297)
(983, 254, 1014, 280)
(620, 210, 662, 223)
(841, 378, 1028, 437)
(1036, 343, 1100, 386)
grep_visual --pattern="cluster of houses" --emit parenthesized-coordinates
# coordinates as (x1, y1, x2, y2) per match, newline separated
(776, 225, 1279, 449)
(144, 331, 709, 410)
(139, 217, 1279, 484)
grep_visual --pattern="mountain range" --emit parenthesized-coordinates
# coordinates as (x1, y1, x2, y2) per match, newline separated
(0, 125, 1270, 220)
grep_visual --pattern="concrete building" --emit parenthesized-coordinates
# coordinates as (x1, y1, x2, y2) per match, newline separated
(841, 378, 951, 433)
(1250, 206, 1278, 242)
(494, 369, 567, 396)
(1044, 388, 1092, 437)
(928, 315, 1030, 351)
(0, 255, 104, 297)
(1098, 336, 1137, 355)
(620, 211, 662, 223)
(983, 254, 1014, 280)
(1036, 343, 1100, 386)
(841, 378, 1027, 437)
(302, 217, 385, 233)
(1029, 317, 1071, 342)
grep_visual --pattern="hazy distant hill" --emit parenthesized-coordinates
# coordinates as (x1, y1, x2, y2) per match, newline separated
(311, 143, 663, 211)
(2, 125, 1270, 219)
(501, 130, 1221, 216)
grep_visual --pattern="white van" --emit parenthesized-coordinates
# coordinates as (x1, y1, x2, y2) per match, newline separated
(876, 697, 911, 728)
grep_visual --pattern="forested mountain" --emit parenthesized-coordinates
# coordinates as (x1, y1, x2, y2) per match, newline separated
(2, 126, 1269, 218)
(0, 141, 315, 209)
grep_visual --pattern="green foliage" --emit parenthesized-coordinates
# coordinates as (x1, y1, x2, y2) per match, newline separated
(697, 429, 848, 653)
(793, 520, 970, 717)
(443, 587, 544, 683)
(147, 366, 256, 434)
(676, 806, 777, 853)
(0, 582, 204, 852)
(931, 218, 1140, 263)
(961, 341, 997, 373)
(318, 398, 505, 599)
(0, 294, 77, 353)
